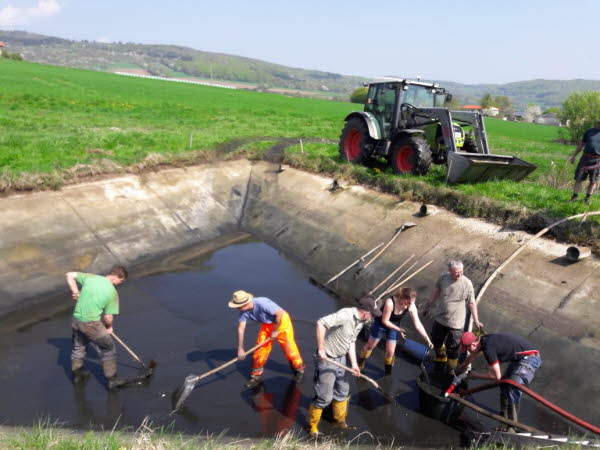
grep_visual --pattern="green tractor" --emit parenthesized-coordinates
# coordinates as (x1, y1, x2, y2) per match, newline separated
(339, 78, 536, 183)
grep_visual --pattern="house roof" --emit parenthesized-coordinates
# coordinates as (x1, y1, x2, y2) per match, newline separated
(0, 42, 5, 47)
(462, 105, 482, 109)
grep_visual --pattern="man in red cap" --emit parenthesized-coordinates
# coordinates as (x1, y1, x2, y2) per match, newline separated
(456, 331, 541, 430)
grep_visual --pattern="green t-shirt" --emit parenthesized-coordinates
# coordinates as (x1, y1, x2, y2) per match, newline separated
(73, 273, 119, 322)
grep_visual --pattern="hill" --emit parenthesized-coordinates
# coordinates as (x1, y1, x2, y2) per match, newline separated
(1, 29, 600, 108)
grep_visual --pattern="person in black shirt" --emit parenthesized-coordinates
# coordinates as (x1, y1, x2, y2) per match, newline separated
(569, 119, 600, 204)
(456, 332, 542, 429)
(358, 287, 433, 375)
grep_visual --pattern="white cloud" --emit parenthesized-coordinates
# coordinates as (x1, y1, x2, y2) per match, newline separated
(95, 36, 112, 44)
(0, 0, 62, 27)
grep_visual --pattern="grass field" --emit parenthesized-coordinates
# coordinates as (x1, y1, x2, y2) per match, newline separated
(1, 59, 598, 244)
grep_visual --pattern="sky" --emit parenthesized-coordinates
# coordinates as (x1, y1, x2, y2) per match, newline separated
(0, 0, 598, 85)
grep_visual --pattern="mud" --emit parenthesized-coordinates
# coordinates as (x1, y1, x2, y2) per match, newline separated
(0, 235, 586, 446)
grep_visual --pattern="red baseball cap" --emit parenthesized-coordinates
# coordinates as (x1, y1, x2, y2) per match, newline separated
(460, 331, 478, 352)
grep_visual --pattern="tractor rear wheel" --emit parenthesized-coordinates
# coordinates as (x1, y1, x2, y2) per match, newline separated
(339, 118, 374, 164)
(389, 135, 432, 176)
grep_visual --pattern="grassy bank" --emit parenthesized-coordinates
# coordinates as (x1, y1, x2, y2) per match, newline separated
(0, 421, 389, 450)
(0, 422, 590, 450)
(0, 59, 598, 250)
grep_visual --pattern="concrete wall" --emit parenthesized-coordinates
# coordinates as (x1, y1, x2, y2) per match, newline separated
(0, 161, 251, 318)
(241, 162, 600, 422)
(0, 159, 598, 421)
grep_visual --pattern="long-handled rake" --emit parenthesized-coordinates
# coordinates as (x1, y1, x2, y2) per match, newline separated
(171, 338, 274, 412)
(112, 332, 157, 376)
(325, 358, 399, 405)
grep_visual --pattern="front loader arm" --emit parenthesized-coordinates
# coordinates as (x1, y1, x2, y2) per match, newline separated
(408, 107, 490, 155)
(448, 111, 490, 154)
(409, 107, 459, 154)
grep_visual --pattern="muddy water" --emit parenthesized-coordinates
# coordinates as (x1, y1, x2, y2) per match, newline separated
(1, 235, 557, 447)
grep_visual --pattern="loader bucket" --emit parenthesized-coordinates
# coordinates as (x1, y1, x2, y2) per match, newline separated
(446, 152, 536, 184)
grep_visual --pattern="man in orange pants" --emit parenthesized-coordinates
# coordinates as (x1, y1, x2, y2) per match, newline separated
(229, 290, 305, 388)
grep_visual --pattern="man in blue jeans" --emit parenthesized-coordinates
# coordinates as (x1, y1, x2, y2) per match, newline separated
(456, 331, 542, 431)
(569, 118, 600, 204)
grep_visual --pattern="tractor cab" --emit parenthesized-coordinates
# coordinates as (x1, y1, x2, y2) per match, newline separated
(364, 79, 453, 141)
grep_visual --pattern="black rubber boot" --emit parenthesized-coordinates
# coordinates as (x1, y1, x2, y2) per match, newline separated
(107, 376, 127, 391)
(507, 402, 519, 433)
(498, 394, 509, 431)
(244, 375, 262, 389)
(293, 368, 304, 383)
(73, 368, 90, 385)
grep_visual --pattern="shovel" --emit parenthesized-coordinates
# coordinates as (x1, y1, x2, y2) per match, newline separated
(324, 358, 399, 405)
(172, 338, 274, 412)
(112, 332, 157, 376)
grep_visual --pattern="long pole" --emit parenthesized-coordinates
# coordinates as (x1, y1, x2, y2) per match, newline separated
(325, 242, 384, 285)
(362, 224, 414, 269)
(378, 260, 434, 301)
(112, 333, 148, 369)
(469, 210, 600, 331)
(368, 254, 415, 295)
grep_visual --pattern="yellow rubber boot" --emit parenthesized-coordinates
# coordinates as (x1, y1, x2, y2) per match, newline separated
(332, 398, 354, 430)
(433, 345, 447, 372)
(358, 349, 371, 370)
(306, 404, 323, 436)
(433, 345, 447, 362)
(447, 358, 458, 374)
(384, 356, 395, 375)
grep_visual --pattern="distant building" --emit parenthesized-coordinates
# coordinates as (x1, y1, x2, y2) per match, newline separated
(535, 113, 562, 126)
(462, 105, 482, 112)
(509, 111, 525, 121)
(482, 106, 500, 117)
(0, 42, 4, 57)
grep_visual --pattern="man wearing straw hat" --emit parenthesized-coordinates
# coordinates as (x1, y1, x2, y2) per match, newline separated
(306, 296, 381, 436)
(423, 260, 483, 373)
(229, 290, 305, 388)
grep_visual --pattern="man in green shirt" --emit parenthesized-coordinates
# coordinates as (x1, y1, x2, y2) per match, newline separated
(66, 265, 128, 390)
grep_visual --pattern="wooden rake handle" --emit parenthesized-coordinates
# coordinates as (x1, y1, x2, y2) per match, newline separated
(324, 358, 397, 403)
(112, 332, 147, 368)
(194, 338, 275, 383)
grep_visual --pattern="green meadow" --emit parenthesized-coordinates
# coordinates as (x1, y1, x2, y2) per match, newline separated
(0, 59, 597, 236)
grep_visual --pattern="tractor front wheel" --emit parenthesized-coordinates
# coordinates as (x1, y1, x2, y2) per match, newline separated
(339, 118, 374, 165)
(389, 135, 432, 176)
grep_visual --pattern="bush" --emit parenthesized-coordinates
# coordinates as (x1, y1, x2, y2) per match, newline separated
(350, 87, 368, 104)
(559, 91, 600, 143)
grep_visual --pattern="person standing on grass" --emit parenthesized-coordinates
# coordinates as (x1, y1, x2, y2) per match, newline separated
(229, 290, 305, 388)
(306, 296, 381, 436)
(358, 287, 433, 375)
(422, 260, 483, 373)
(569, 119, 600, 205)
(66, 265, 128, 390)
(455, 331, 541, 431)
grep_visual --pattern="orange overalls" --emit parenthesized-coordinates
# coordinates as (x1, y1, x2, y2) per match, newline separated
(251, 312, 304, 377)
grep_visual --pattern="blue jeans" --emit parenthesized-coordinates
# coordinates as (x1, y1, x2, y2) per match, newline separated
(501, 355, 542, 404)
(369, 319, 400, 342)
